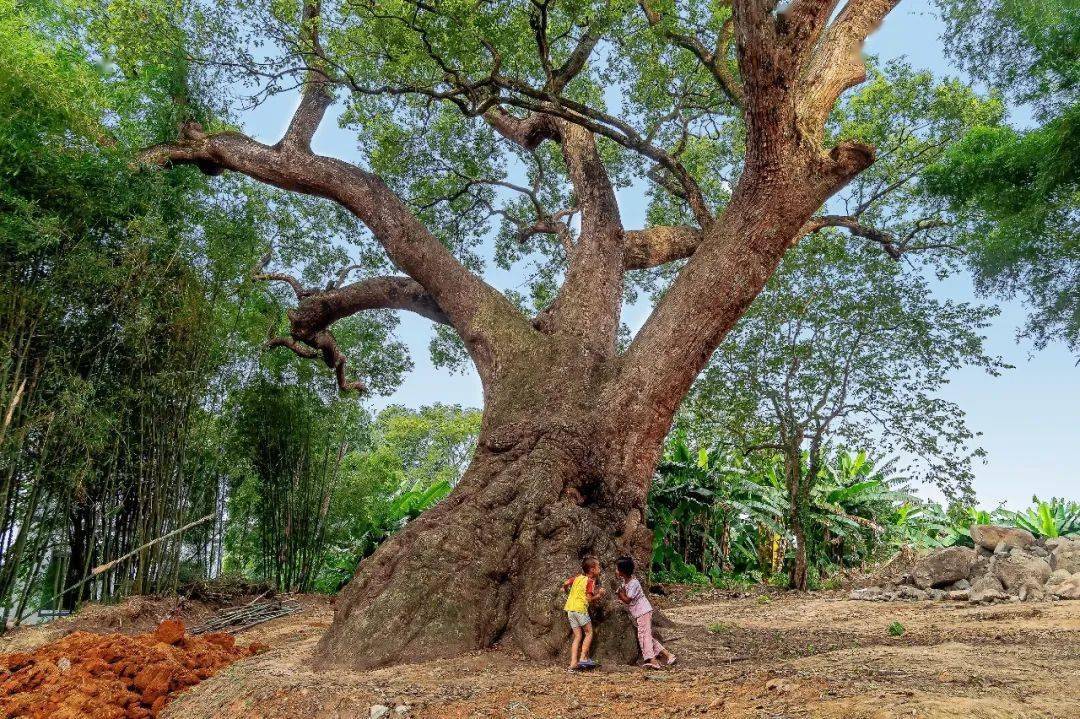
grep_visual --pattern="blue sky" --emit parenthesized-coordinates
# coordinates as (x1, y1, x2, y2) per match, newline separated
(242, 0, 1077, 510)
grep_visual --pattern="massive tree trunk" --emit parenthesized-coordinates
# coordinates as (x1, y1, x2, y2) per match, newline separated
(317, 425, 651, 667)
(317, 337, 664, 668)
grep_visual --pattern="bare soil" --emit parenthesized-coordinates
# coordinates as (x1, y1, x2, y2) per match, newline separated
(4, 590, 1078, 718)
(173, 591, 1080, 718)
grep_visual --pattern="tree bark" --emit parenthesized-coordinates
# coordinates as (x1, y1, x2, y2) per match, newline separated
(783, 440, 812, 592)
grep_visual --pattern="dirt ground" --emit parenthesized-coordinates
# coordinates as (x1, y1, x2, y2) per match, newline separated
(4, 589, 1079, 718)
(143, 590, 1080, 719)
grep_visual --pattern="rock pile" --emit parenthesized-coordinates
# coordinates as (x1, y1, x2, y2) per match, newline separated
(850, 525, 1080, 605)
(0, 619, 267, 718)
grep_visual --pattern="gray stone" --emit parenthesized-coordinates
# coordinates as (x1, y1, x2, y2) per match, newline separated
(992, 552, 1051, 592)
(970, 588, 1008, 604)
(371, 706, 391, 719)
(1050, 541, 1080, 574)
(969, 555, 991, 580)
(394, 706, 411, 717)
(950, 579, 971, 591)
(1029, 546, 1050, 558)
(929, 589, 946, 601)
(1044, 537, 1072, 551)
(849, 588, 883, 601)
(897, 585, 929, 601)
(969, 573, 1006, 603)
(911, 546, 979, 589)
(995, 541, 1010, 555)
(1049, 574, 1080, 600)
(945, 589, 970, 601)
(1018, 580, 1046, 602)
(970, 524, 1036, 552)
(1046, 569, 1072, 586)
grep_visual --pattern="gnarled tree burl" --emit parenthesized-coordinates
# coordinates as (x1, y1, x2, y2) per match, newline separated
(142, 0, 901, 667)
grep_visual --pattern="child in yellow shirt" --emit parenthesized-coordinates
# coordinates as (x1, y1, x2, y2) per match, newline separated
(561, 556, 605, 671)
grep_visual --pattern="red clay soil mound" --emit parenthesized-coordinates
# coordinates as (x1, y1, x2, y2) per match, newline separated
(0, 619, 268, 719)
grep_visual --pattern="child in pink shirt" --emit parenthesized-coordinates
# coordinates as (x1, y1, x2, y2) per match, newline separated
(615, 556, 676, 669)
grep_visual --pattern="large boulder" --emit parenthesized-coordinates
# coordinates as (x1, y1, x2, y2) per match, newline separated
(969, 524, 1035, 552)
(1018, 580, 1046, 602)
(1050, 538, 1080, 574)
(911, 546, 979, 589)
(991, 552, 1051, 592)
(896, 585, 929, 601)
(1046, 569, 1072, 586)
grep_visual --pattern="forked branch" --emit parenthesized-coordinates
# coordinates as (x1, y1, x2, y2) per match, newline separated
(261, 268, 450, 393)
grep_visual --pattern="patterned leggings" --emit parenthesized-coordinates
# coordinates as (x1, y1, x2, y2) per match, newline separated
(634, 611, 666, 661)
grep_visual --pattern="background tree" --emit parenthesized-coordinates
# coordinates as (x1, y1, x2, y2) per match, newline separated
(681, 234, 1004, 588)
(925, 0, 1079, 354)
(364, 404, 483, 489)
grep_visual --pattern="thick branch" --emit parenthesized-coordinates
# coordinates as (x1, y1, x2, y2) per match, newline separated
(279, 0, 333, 151)
(540, 121, 625, 354)
(140, 122, 530, 382)
(267, 275, 450, 393)
(778, 0, 843, 66)
(483, 107, 560, 150)
(623, 226, 702, 269)
(798, 0, 901, 136)
(488, 88, 714, 228)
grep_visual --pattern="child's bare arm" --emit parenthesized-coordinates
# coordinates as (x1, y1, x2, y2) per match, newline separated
(562, 577, 574, 593)
(616, 587, 629, 604)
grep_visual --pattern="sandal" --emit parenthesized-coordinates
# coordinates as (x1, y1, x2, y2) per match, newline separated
(643, 661, 662, 670)
(666, 654, 677, 666)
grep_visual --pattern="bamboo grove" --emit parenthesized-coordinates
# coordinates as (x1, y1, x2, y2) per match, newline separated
(0, 0, 480, 628)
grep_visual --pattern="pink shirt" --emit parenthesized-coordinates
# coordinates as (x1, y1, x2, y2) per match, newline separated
(623, 577, 652, 618)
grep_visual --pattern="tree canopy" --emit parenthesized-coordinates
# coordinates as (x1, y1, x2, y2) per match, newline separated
(927, 0, 1079, 354)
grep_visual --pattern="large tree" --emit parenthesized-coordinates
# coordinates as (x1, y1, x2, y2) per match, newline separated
(133, 0, 906, 667)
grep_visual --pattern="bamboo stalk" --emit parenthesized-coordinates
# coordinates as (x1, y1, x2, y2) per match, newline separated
(22, 512, 217, 622)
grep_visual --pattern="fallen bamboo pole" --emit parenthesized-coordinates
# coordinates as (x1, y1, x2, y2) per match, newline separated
(17, 513, 216, 625)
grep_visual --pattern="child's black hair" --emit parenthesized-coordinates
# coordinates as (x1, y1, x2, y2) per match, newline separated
(581, 556, 600, 573)
(615, 556, 635, 577)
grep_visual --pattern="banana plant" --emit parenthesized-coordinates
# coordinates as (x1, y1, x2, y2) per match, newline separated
(651, 438, 786, 580)
(1002, 497, 1080, 538)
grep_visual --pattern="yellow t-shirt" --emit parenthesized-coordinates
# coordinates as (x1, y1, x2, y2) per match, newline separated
(564, 574, 594, 613)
